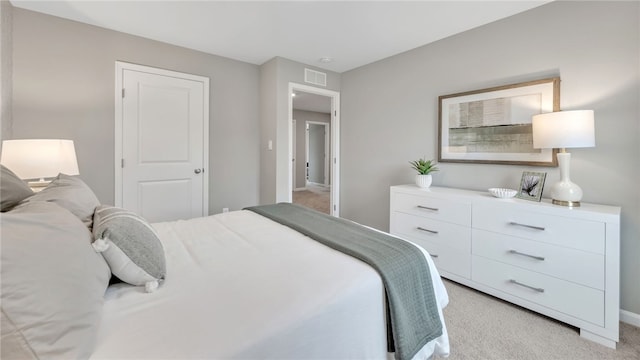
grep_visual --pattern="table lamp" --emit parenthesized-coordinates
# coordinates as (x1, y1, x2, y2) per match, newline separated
(0, 139, 80, 191)
(532, 110, 595, 207)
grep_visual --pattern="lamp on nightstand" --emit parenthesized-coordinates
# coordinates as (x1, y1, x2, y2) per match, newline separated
(0, 139, 80, 191)
(532, 110, 595, 207)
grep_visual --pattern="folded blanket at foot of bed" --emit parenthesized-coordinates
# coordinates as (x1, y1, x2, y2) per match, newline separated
(245, 203, 443, 360)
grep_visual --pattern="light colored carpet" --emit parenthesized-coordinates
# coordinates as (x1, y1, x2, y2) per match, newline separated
(439, 279, 640, 359)
(292, 189, 330, 214)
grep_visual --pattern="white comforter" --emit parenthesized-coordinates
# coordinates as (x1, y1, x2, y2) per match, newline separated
(91, 210, 449, 359)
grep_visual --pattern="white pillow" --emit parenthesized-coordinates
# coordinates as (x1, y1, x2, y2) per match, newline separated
(21, 173, 100, 229)
(92, 205, 166, 292)
(0, 201, 111, 359)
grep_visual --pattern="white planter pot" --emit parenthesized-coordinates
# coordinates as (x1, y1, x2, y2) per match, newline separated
(415, 174, 432, 189)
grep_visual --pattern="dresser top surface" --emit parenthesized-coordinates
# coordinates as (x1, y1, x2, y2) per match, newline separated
(390, 184, 621, 220)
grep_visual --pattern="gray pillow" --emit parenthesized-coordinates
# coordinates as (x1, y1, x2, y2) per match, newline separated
(0, 165, 33, 212)
(0, 201, 110, 359)
(92, 205, 166, 292)
(21, 173, 99, 229)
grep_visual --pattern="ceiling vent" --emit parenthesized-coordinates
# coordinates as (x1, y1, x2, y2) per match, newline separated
(304, 68, 327, 87)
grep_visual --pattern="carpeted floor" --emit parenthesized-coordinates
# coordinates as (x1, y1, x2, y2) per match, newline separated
(439, 279, 640, 359)
(292, 187, 330, 214)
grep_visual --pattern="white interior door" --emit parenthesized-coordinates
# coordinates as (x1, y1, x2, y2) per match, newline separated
(305, 122, 329, 186)
(115, 62, 209, 222)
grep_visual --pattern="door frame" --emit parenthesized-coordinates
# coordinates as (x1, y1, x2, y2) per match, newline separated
(288, 82, 340, 216)
(304, 121, 330, 186)
(114, 61, 209, 215)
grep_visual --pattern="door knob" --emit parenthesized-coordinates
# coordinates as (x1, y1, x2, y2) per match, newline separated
(194, 168, 202, 174)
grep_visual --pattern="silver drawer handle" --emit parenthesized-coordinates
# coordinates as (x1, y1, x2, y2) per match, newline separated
(509, 221, 545, 231)
(508, 249, 545, 261)
(417, 226, 439, 234)
(430, 254, 439, 258)
(509, 279, 544, 293)
(417, 205, 439, 212)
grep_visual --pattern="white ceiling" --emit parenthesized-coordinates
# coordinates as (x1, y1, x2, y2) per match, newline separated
(11, 0, 551, 74)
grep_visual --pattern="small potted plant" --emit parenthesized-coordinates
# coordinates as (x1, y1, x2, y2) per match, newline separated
(409, 158, 439, 188)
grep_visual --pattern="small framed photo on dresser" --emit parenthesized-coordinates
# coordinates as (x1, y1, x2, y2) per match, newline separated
(516, 171, 546, 202)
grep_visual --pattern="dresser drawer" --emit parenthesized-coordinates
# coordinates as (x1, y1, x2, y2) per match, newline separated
(408, 238, 471, 279)
(391, 212, 471, 252)
(472, 256, 604, 326)
(391, 192, 471, 226)
(473, 229, 604, 289)
(473, 202, 605, 254)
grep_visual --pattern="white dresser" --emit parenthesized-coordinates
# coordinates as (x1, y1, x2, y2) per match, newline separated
(390, 185, 621, 348)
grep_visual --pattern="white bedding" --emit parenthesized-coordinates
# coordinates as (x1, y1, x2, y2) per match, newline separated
(91, 210, 449, 359)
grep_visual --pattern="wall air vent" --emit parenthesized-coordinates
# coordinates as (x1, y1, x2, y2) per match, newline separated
(304, 68, 327, 87)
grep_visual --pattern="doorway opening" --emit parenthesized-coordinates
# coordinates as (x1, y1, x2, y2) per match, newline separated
(288, 83, 339, 216)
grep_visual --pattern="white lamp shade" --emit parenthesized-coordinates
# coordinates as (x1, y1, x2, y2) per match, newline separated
(0, 139, 79, 180)
(532, 110, 595, 149)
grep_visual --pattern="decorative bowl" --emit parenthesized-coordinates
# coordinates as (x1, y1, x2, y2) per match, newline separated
(488, 188, 517, 198)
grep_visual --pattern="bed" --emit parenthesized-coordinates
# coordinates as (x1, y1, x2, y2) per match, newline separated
(1, 167, 449, 360)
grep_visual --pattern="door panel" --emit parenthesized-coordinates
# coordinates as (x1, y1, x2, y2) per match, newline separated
(138, 84, 191, 163)
(120, 65, 207, 222)
(138, 179, 193, 222)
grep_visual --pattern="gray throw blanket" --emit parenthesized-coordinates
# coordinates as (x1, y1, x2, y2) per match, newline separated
(245, 203, 442, 360)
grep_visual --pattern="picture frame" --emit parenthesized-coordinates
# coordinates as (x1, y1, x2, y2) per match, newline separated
(438, 77, 560, 166)
(516, 171, 547, 202)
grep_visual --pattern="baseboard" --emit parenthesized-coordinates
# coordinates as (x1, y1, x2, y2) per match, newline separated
(293, 187, 306, 192)
(306, 182, 329, 188)
(620, 309, 640, 327)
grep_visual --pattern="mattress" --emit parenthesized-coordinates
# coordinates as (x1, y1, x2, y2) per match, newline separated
(90, 210, 449, 359)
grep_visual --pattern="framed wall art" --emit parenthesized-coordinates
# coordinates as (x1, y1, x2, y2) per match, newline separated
(516, 171, 547, 202)
(438, 77, 560, 166)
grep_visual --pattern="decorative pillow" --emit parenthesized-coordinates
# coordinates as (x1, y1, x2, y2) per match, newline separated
(0, 201, 110, 359)
(21, 173, 99, 229)
(0, 165, 33, 212)
(92, 205, 166, 292)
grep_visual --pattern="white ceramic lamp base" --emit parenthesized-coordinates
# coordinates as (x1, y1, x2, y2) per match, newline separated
(28, 178, 51, 193)
(551, 152, 582, 207)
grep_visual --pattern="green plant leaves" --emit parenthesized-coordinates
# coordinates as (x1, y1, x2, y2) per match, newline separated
(409, 158, 439, 175)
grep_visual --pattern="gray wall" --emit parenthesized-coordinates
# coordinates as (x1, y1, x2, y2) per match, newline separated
(259, 58, 278, 205)
(341, 1, 640, 314)
(259, 57, 340, 204)
(292, 109, 330, 189)
(0, 0, 11, 141)
(11, 8, 260, 214)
